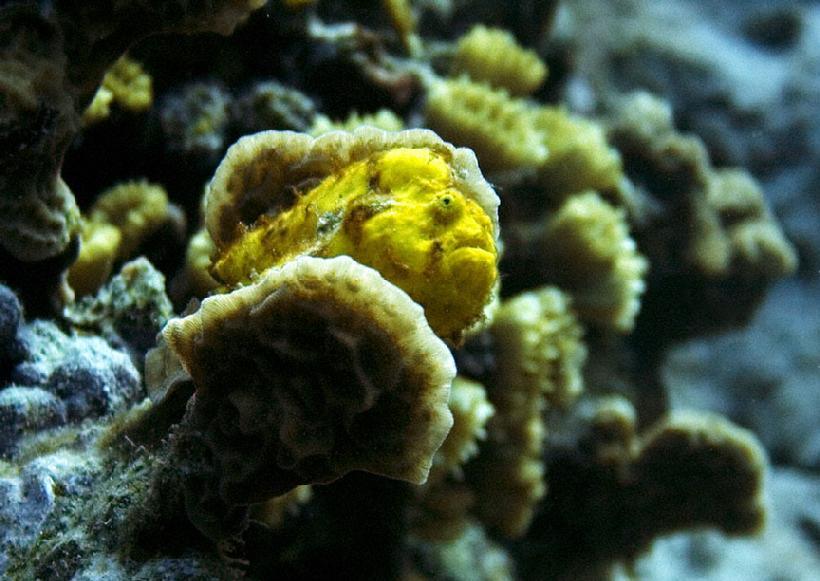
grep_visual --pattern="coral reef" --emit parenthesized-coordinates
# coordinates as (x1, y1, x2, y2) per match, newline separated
(160, 82, 232, 161)
(608, 91, 797, 344)
(162, 255, 455, 538)
(531, 106, 628, 206)
(410, 375, 494, 541)
(68, 180, 184, 297)
(466, 287, 586, 538)
(503, 192, 648, 332)
(0, 0, 265, 264)
(310, 108, 405, 135)
(67, 222, 123, 297)
(231, 80, 318, 134)
(451, 25, 548, 96)
(424, 76, 549, 172)
(65, 258, 174, 366)
(0, 1, 815, 580)
(83, 55, 153, 125)
(518, 395, 767, 580)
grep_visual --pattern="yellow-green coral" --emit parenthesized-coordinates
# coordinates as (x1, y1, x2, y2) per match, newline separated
(468, 287, 586, 538)
(451, 25, 547, 96)
(702, 169, 797, 278)
(424, 76, 549, 172)
(82, 87, 114, 125)
(532, 106, 626, 203)
(490, 287, 587, 409)
(90, 180, 170, 259)
(435, 376, 495, 477)
(534, 191, 648, 332)
(207, 129, 499, 343)
(83, 56, 153, 124)
(182, 228, 220, 297)
(412, 376, 494, 541)
(67, 221, 122, 297)
(383, 0, 420, 53)
(101, 55, 153, 113)
(67, 180, 174, 296)
(608, 92, 797, 281)
(310, 109, 404, 136)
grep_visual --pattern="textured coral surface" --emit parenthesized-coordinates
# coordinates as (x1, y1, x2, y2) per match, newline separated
(0, 0, 816, 579)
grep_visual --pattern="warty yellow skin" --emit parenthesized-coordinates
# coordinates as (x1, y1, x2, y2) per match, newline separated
(212, 147, 498, 341)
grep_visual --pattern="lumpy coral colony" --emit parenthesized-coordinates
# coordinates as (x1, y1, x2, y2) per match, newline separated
(0, 1, 806, 580)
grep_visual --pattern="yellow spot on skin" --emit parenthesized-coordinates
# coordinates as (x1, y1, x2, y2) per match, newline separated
(212, 147, 498, 341)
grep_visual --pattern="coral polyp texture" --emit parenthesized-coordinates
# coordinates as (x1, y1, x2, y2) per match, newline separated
(505, 192, 648, 332)
(451, 25, 548, 96)
(205, 128, 500, 342)
(424, 77, 549, 172)
(466, 287, 586, 538)
(531, 106, 628, 205)
(1, 1, 816, 580)
(162, 255, 455, 536)
(410, 376, 494, 541)
(309, 109, 405, 135)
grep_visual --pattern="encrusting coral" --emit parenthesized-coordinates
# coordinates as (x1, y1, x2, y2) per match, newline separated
(704, 168, 798, 278)
(205, 127, 500, 343)
(67, 181, 181, 297)
(179, 228, 221, 299)
(451, 25, 548, 96)
(160, 82, 231, 159)
(411, 376, 494, 541)
(531, 106, 630, 207)
(524, 395, 767, 580)
(423, 74, 631, 210)
(467, 287, 587, 538)
(504, 191, 648, 332)
(88, 181, 172, 259)
(65, 258, 173, 366)
(83, 55, 153, 125)
(162, 255, 455, 538)
(147, 125, 502, 542)
(424, 76, 549, 173)
(66, 222, 122, 298)
(609, 92, 797, 282)
(607, 92, 797, 340)
(231, 81, 318, 134)
(434, 377, 495, 475)
(309, 109, 405, 135)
